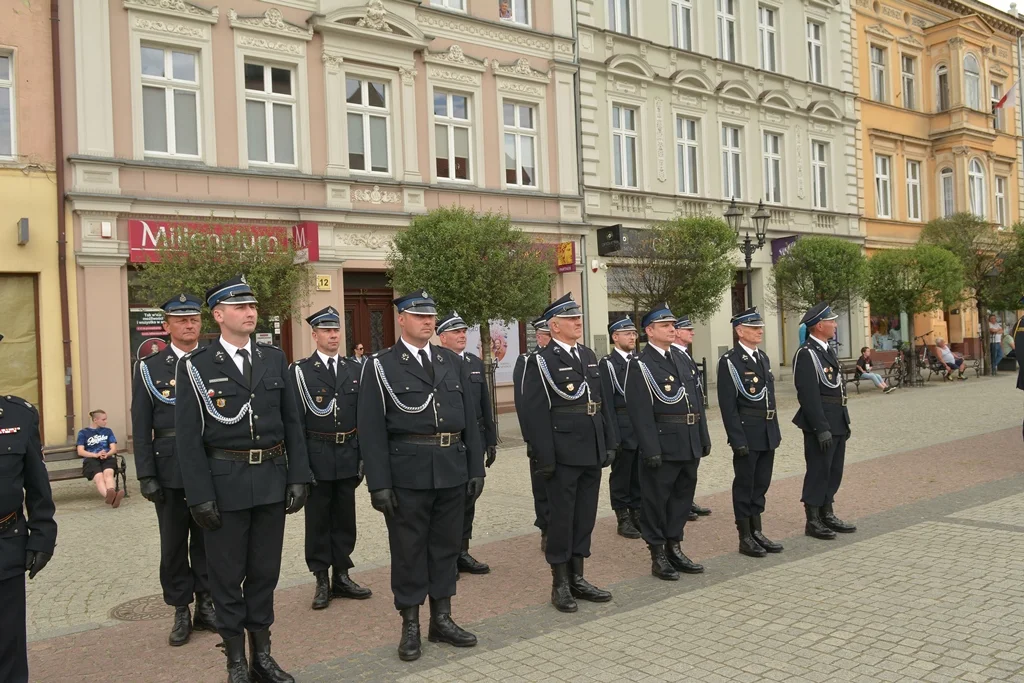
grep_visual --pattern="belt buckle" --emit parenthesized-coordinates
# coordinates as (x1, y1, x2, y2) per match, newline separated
(439, 433, 451, 448)
(587, 402, 598, 416)
(686, 413, 696, 425)
(335, 432, 346, 445)
(766, 409, 776, 420)
(248, 449, 263, 465)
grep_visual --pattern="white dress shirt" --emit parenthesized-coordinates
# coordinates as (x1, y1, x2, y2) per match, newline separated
(169, 343, 196, 359)
(400, 337, 430, 365)
(552, 338, 580, 358)
(738, 342, 759, 360)
(614, 347, 632, 362)
(218, 336, 253, 374)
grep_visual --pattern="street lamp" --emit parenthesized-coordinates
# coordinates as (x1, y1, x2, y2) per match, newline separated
(724, 198, 771, 307)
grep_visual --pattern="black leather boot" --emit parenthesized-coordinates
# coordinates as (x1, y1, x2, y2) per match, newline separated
(805, 505, 837, 540)
(169, 605, 192, 646)
(220, 635, 250, 683)
(540, 532, 547, 553)
(688, 509, 699, 521)
(569, 557, 612, 602)
(247, 629, 294, 683)
(615, 509, 642, 539)
(311, 570, 331, 610)
(737, 519, 767, 558)
(649, 544, 680, 580)
(398, 606, 421, 661)
(629, 508, 642, 531)
(193, 592, 217, 632)
(427, 597, 477, 647)
(665, 541, 704, 574)
(332, 569, 372, 599)
(821, 503, 857, 533)
(691, 503, 712, 516)
(751, 514, 784, 552)
(457, 539, 490, 574)
(550, 563, 578, 613)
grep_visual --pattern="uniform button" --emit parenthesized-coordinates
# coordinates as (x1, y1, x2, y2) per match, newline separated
(251, 394, 256, 398)
(255, 435, 261, 441)
(253, 415, 259, 421)
(439, 418, 444, 423)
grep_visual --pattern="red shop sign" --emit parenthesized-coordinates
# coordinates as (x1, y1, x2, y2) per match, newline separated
(127, 219, 319, 264)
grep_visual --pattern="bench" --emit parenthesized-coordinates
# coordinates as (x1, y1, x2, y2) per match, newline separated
(43, 446, 129, 496)
(840, 363, 861, 394)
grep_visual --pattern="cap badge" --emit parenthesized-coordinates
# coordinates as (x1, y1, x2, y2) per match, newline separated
(240, 274, 248, 284)
(328, 307, 335, 314)
(179, 294, 187, 303)
(421, 290, 428, 298)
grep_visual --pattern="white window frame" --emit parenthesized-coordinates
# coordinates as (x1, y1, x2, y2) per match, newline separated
(671, 0, 692, 51)
(502, 100, 537, 188)
(906, 159, 921, 222)
(675, 115, 699, 196)
(499, 0, 531, 26)
(722, 123, 743, 199)
(345, 76, 392, 176)
(243, 61, 297, 167)
(870, 45, 887, 103)
(608, 0, 633, 35)
(940, 167, 954, 217)
(758, 6, 777, 73)
(964, 54, 981, 110)
(969, 158, 986, 218)
(874, 154, 892, 218)
(936, 65, 950, 112)
(762, 130, 783, 205)
(996, 176, 1008, 227)
(811, 140, 829, 210)
(140, 46, 202, 159)
(0, 52, 14, 160)
(901, 54, 916, 110)
(435, 0, 466, 11)
(433, 90, 474, 183)
(611, 103, 639, 188)
(716, 0, 737, 62)
(807, 21, 824, 84)
(991, 82, 1004, 131)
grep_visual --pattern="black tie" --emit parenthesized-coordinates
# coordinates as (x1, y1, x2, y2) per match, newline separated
(571, 347, 581, 366)
(328, 357, 337, 384)
(237, 348, 252, 386)
(626, 353, 633, 361)
(419, 349, 434, 382)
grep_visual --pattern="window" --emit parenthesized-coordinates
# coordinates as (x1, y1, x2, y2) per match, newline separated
(244, 62, 295, 165)
(969, 158, 985, 218)
(434, 91, 472, 181)
(140, 46, 200, 157)
(940, 167, 954, 217)
(901, 55, 916, 110)
(503, 102, 536, 187)
(906, 160, 921, 221)
(874, 154, 891, 218)
(717, 0, 737, 62)
(992, 83, 1004, 130)
(436, 0, 465, 10)
(346, 77, 389, 174)
(811, 140, 829, 209)
(499, 0, 529, 25)
(996, 176, 1008, 227)
(671, 1, 692, 51)
(0, 54, 12, 158)
(762, 131, 782, 204)
(870, 46, 886, 103)
(758, 6, 777, 73)
(807, 21, 824, 84)
(608, 0, 632, 35)
(722, 124, 742, 199)
(936, 65, 950, 111)
(964, 54, 980, 109)
(612, 104, 638, 187)
(676, 116, 699, 195)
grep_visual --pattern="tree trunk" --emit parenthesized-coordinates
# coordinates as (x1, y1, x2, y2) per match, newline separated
(478, 322, 500, 442)
(907, 315, 917, 385)
(977, 301, 990, 375)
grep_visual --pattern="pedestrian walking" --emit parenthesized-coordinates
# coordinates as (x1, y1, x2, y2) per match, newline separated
(624, 305, 708, 581)
(599, 316, 642, 540)
(513, 317, 551, 551)
(716, 307, 784, 558)
(289, 306, 372, 612)
(131, 293, 216, 646)
(0, 335, 57, 683)
(436, 311, 497, 577)
(989, 314, 1004, 375)
(357, 290, 484, 662)
(521, 293, 616, 612)
(793, 302, 857, 540)
(671, 316, 712, 520)
(175, 275, 311, 683)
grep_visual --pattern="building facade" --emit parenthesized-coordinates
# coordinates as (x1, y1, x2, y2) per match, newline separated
(576, 0, 863, 365)
(64, 0, 583, 438)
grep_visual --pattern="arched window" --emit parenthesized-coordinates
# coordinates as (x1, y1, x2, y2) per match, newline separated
(940, 167, 954, 217)
(968, 158, 985, 217)
(936, 65, 950, 111)
(964, 54, 980, 109)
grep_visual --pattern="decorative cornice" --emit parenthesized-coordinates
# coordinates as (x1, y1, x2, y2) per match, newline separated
(427, 66, 480, 86)
(133, 16, 206, 38)
(489, 57, 549, 83)
(898, 35, 924, 49)
(864, 24, 896, 42)
(352, 185, 401, 204)
(357, 0, 392, 33)
(497, 80, 543, 96)
(424, 45, 487, 72)
(228, 8, 312, 40)
(123, 0, 219, 23)
(417, 12, 554, 55)
(238, 34, 303, 55)
(335, 230, 395, 251)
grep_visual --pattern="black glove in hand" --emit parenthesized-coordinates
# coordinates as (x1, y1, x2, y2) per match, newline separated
(285, 484, 309, 514)
(138, 476, 164, 504)
(467, 477, 485, 503)
(643, 453, 662, 469)
(602, 449, 617, 467)
(370, 488, 399, 519)
(190, 501, 222, 531)
(733, 446, 749, 458)
(702, 444, 712, 457)
(356, 459, 364, 485)
(25, 550, 52, 579)
(485, 445, 497, 468)
(817, 430, 833, 453)
(535, 462, 557, 480)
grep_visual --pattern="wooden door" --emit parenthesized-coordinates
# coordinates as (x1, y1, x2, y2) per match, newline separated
(344, 289, 395, 355)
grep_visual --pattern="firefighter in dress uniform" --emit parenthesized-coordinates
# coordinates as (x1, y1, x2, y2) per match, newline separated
(1013, 296, 1024, 441)
(512, 317, 551, 551)
(288, 306, 372, 611)
(357, 290, 484, 662)
(671, 316, 713, 520)
(131, 294, 216, 646)
(599, 316, 642, 540)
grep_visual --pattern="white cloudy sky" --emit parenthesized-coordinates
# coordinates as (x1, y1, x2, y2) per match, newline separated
(979, 0, 1019, 13)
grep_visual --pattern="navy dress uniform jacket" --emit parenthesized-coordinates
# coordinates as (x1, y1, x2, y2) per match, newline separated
(463, 351, 497, 451)
(792, 340, 850, 436)
(131, 347, 186, 489)
(357, 343, 484, 492)
(1014, 315, 1024, 391)
(716, 345, 782, 452)
(289, 352, 360, 481)
(0, 397, 56, 581)
(512, 350, 537, 443)
(599, 351, 637, 451)
(175, 340, 311, 512)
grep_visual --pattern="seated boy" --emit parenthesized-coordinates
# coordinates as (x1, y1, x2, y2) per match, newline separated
(77, 409, 123, 507)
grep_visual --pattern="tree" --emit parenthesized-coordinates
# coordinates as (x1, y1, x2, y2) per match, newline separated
(986, 222, 1024, 313)
(133, 227, 315, 331)
(612, 216, 736, 322)
(387, 207, 551, 365)
(866, 245, 965, 380)
(768, 236, 868, 315)
(919, 213, 1009, 373)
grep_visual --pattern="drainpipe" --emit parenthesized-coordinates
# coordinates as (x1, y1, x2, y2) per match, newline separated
(570, 0, 590, 344)
(51, 0, 76, 441)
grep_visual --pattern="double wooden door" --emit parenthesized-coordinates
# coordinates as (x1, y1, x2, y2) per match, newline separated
(344, 289, 395, 355)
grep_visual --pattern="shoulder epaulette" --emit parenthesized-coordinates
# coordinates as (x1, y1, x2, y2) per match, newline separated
(293, 356, 310, 365)
(373, 348, 392, 358)
(3, 395, 37, 413)
(256, 340, 280, 349)
(140, 349, 161, 361)
(183, 346, 208, 360)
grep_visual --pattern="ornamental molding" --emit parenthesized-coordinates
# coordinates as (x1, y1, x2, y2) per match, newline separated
(424, 45, 487, 72)
(352, 185, 402, 204)
(654, 97, 666, 183)
(990, 64, 1009, 78)
(322, 52, 344, 70)
(497, 80, 542, 96)
(357, 0, 392, 33)
(228, 8, 312, 39)
(133, 16, 206, 38)
(864, 24, 895, 42)
(947, 37, 965, 49)
(898, 35, 923, 49)
(335, 230, 395, 251)
(238, 34, 303, 55)
(427, 66, 480, 85)
(489, 57, 549, 83)
(416, 12, 553, 55)
(123, 0, 219, 23)
(952, 145, 971, 156)
(399, 67, 418, 84)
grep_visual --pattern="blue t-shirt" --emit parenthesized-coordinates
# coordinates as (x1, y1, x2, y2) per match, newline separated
(77, 427, 117, 455)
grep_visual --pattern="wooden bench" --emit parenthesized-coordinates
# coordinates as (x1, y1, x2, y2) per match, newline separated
(43, 445, 129, 495)
(840, 363, 861, 394)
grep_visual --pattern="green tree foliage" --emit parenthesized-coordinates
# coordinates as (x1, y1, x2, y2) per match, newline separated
(989, 222, 1024, 314)
(132, 228, 314, 330)
(613, 216, 735, 322)
(768, 236, 867, 314)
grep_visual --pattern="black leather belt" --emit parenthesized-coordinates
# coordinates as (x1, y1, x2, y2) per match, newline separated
(738, 407, 777, 420)
(208, 443, 284, 465)
(153, 428, 176, 439)
(655, 413, 701, 425)
(391, 433, 462, 448)
(0, 511, 19, 533)
(307, 429, 356, 444)
(821, 395, 848, 406)
(551, 402, 602, 416)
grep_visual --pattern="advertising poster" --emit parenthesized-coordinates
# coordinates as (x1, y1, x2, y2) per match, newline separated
(465, 321, 520, 385)
(129, 308, 169, 360)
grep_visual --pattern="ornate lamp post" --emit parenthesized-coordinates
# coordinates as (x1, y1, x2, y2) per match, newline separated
(724, 198, 772, 307)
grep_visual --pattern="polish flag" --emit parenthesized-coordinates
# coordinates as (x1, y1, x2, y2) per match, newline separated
(995, 80, 1019, 110)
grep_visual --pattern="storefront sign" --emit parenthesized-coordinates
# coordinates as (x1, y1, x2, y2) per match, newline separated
(129, 308, 169, 360)
(316, 274, 332, 291)
(771, 235, 799, 264)
(128, 219, 319, 264)
(556, 241, 576, 273)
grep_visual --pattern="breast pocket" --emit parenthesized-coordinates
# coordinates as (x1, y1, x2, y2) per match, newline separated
(445, 378, 464, 408)
(263, 376, 285, 407)
(0, 434, 28, 479)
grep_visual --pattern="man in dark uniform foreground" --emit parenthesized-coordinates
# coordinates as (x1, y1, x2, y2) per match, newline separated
(599, 316, 642, 539)
(513, 318, 551, 551)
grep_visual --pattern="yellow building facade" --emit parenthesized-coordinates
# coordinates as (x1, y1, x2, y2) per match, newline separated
(854, 0, 1024, 352)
